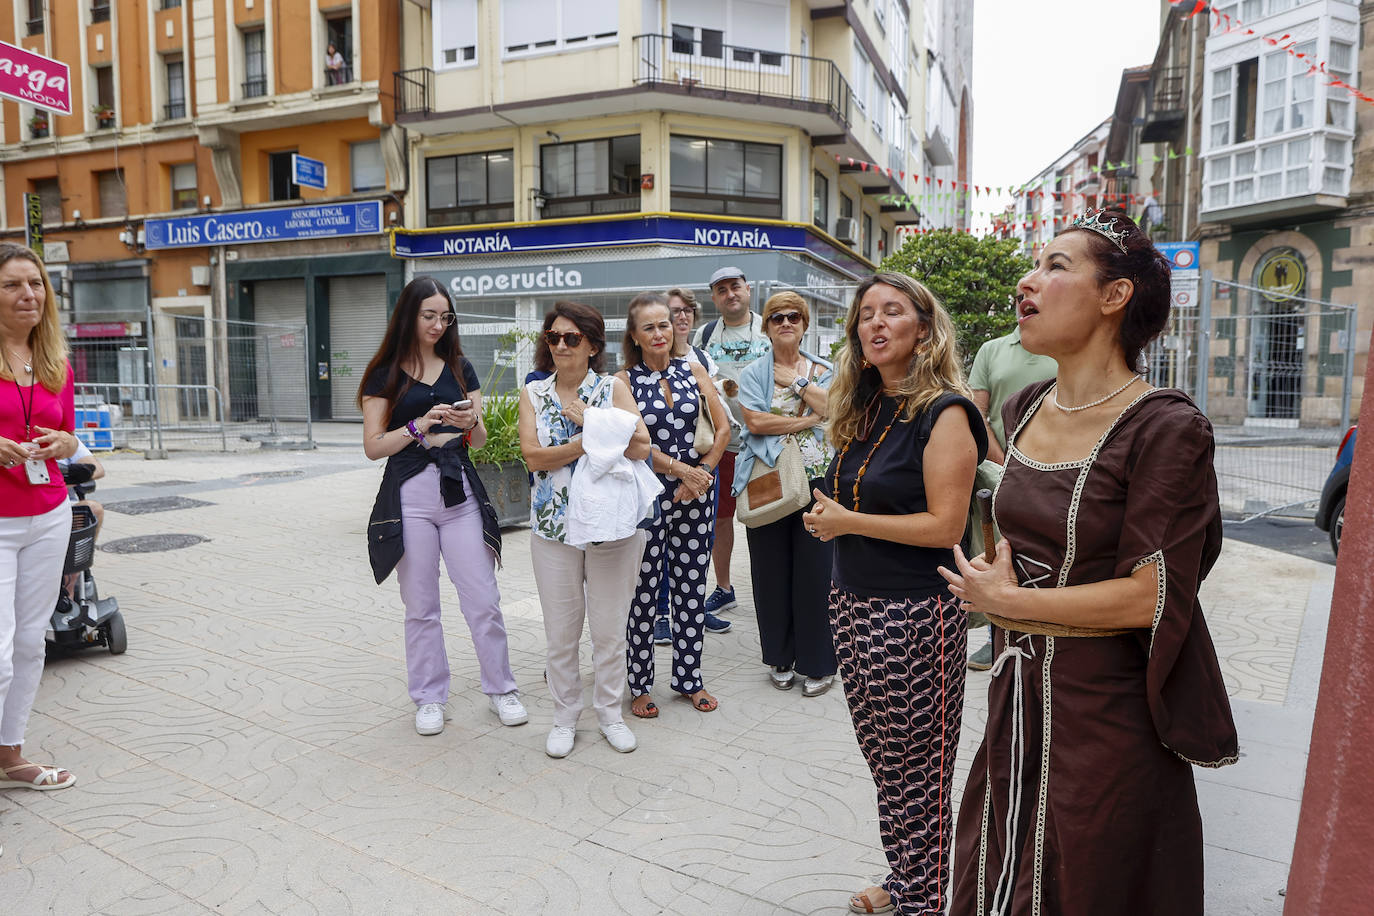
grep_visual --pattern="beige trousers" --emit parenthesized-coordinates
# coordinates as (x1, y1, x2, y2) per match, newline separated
(530, 530, 644, 728)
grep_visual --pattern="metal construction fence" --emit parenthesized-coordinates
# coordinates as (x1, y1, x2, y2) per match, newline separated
(1144, 274, 1356, 520)
(69, 315, 313, 452)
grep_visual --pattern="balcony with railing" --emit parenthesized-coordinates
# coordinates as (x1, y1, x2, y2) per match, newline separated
(325, 64, 354, 87)
(1141, 66, 1186, 142)
(633, 33, 852, 126)
(90, 2, 110, 24)
(242, 78, 267, 99)
(393, 35, 852, 138)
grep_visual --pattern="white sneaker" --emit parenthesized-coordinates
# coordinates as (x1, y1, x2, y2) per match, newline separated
(546, 726, 576, 758)
(489, 691, 529, 726)
(415, 702, 445, 736)
(599, 721, 637, 753)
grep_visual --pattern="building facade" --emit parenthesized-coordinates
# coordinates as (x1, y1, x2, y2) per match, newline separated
(1, 0, 405, 427)
(390, 0, 973, 381)
(1017, 0, 1368, 428)
(1196, 0, 1367, 428)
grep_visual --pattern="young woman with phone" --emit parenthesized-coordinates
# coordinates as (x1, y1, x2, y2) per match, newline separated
(358, 276, 527, 737)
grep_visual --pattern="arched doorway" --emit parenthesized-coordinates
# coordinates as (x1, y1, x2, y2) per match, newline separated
(1248, 247, 1307, 420)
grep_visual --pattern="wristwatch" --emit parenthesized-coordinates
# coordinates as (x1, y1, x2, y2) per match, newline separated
(791, 377, 810, 394)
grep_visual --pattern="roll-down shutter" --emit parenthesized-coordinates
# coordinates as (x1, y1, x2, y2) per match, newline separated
(328, 275, 389, 419)
(251, 278, 309, 422)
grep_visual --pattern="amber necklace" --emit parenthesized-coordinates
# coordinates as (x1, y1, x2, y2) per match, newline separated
(832, 397, 905, 512)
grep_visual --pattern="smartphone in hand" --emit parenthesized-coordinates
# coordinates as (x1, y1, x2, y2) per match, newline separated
(452, 399, 473, 410)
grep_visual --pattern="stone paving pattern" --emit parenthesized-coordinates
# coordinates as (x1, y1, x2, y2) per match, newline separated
(0, 434, 1330, 914)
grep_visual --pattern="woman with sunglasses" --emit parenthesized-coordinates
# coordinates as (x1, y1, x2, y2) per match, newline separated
(518, 302, 652, 757)
(619, 292, 730, 717)
(734, 292, 837, 696)
(359, 276, 527, 737)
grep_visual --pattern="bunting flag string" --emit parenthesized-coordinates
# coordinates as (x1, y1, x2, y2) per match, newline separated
(1169, 0, 1374, 106)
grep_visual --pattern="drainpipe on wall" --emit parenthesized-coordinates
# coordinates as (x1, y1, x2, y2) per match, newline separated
(1183, 13, 1198, 240)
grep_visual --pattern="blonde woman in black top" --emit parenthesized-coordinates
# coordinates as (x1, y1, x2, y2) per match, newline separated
(803, 272, 986, 915)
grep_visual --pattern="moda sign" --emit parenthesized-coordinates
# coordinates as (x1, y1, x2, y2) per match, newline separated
(0, 42, 71, 115)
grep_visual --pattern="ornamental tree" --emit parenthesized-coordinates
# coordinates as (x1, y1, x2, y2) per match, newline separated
(880, 230, 1032, 368)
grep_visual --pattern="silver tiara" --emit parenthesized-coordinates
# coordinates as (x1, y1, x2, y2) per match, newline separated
(1070, 209, 1130, 253)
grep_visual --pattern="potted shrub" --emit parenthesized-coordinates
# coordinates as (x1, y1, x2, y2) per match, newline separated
(467, 329, 535, 527)
(29, 113, 49, 137)
(468, 389, 528, 527)
(91, 103, 115, 128)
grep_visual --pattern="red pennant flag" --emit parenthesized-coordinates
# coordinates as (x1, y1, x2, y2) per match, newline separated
(937, 179, 944, 188)
(925, 176, 932, 184)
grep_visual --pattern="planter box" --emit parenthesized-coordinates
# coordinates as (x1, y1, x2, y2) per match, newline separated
(474, 461, 529, 528)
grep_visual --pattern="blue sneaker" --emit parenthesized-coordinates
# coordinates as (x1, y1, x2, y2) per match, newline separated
(703, 612, 732, 633)
(654, 616, 671, 645)
(703, 586, 737, 615)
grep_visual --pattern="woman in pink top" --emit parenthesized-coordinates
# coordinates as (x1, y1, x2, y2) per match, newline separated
(0, 244, 79, 792)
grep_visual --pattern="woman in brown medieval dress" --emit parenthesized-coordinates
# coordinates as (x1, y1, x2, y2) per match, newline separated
(939, 209, 1238, 916)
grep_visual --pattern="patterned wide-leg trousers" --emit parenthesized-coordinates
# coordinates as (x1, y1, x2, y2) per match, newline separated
(626, 488, 715, 697)
(831, 587, 968, 916)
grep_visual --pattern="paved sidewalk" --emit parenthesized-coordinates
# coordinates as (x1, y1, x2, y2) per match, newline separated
(0, 441, 1330, 914)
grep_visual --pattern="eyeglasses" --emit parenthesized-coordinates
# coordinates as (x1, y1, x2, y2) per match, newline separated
(420, 310, 456, 326)
(544, 330, 585, 348)
(767, 312, 804, 326)
(670, 307, 697, 318)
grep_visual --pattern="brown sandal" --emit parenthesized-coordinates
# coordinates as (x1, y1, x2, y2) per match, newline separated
(848, 887, 894, 914)
(631, 696, 659, 719)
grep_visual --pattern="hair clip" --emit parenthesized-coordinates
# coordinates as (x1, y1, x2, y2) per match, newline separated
(1070, 209, 1130, 253)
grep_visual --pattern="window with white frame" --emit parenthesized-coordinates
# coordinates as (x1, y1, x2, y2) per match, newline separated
(502, 0, 617, 56)
(874, 0, 886, 31)
(889, 4, 907, 75)
(852, 41, 872, 117)
(668, 0, 788, 66)
(1325, 41, 1354, 130)
(871, 74, 886, 138)
(170, 163, 197, 210)
(434, 0, 478, 68)
(1208, 57, 1257, 148)
(351, 141, 386, 192)
(1261, 42, 1316, 136)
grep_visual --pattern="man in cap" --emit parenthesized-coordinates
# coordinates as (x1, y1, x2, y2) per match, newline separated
(692, 266, 771, 620)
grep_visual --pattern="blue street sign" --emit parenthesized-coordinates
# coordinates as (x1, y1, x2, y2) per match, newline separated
(291, 154, 327, 190)
(144, 200, 383, 249)
(1156, 241, 1200, 275)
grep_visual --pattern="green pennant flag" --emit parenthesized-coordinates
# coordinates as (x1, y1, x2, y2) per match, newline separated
(1184, 146, 1194, 156)
(1168, 149, 1179, 159)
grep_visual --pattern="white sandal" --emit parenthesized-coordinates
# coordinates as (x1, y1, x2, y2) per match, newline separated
(0, 762, 76, 791)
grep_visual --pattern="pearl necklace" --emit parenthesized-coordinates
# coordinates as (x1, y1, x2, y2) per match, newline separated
(1050, 376, 1142, 413)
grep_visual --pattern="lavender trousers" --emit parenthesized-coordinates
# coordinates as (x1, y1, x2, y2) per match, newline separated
(395, 465, 516, 705)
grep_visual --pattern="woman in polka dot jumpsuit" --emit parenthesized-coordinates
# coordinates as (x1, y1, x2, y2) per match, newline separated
(616, 293, 730, 717)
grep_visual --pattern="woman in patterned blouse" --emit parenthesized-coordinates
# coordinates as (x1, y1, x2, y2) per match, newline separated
(517, 301, 651, 758)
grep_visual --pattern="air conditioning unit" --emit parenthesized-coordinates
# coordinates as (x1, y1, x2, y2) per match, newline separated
(834, 217, 858, 245)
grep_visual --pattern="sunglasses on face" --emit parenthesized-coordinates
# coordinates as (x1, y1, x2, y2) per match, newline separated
(420, 310, 456, 326)
(544, 330, 585, 348)
(768, 311, 804, 326)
